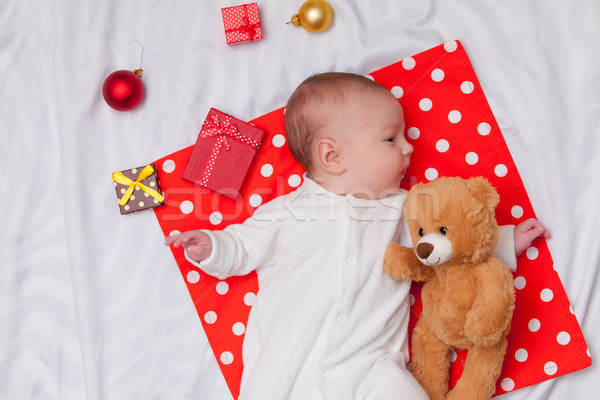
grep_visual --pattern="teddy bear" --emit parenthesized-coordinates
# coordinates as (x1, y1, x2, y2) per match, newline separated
(384, 176, 515, 400)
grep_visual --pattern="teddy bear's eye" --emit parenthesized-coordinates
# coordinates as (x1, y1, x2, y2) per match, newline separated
(440, 227, 448, 235)
(418, 228, 425, 237)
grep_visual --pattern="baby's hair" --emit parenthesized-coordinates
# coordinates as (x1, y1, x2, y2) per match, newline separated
(284, 72, 391, 171)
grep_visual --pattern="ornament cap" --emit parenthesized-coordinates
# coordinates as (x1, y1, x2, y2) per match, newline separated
(287, 14, 301, 27)
(133, 68, 143, 78)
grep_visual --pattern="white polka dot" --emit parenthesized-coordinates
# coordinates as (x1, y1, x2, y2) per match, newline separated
(529, 319, 541, 332)
(209, 211, 223, 225)
(169, 230, 181, 236)
(272, 134, 286, 148)
(216, 281, 229, 295)
(220, 352, 234, 365)
(425, 168, 438, 181)
(544, 361, 558, 375)
(465, 152, 479, 165)
(587, 348, 591, 358)
(162, 159, 176, 173)
(477, 122, 492, 136)
(232, 322, 246, 336)
(244, 292, 256, 306)
(444, 40, 458, 52)
(124, 205, 130, 211)
(186, 270, 200, 284)
(436, 139, 450, 153)
(570, 306, 575, 315)
(288, 174, 302, 187)
(419, 98, 433, 111)
(515, 349, 528, 362)
(131, 168, 137, 174)
(495, 164, 508, 177)
(511, 206, 524, 219)
(431, 69, 445, 82)
(364, 74, 375, 81)
(204, 311, 217, 324)
(501, 378, 515, 392)
(514, 276, 526, 290)
(448, 110, 462, 123)
(249, 193, 263, 208)
(450, 351, 457, 363)
(390, 86, 404, 98)
(402, 57, 416, 70)
(526, 247, 539, 260)
(261, 163, 273, 177)
(407, 127, 420, 140)
(409, 294, 415, 306)
(180, 200, 194, 214)
(541, 288, 554, 302)
(130, 195, 135, 201)
(138, 201, 145, 208)
(557, 331, 571, 345)
(461, 81, 475, 94)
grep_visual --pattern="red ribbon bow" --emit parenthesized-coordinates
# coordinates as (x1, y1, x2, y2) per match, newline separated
(198, 113, 261, 187)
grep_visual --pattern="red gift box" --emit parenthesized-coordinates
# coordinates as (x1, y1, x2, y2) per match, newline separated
(183, 108, 265, 199)
(221, 3, 263, 45)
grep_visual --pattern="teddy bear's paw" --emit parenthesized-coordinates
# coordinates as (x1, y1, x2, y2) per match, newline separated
(465, 329, 503, 347)
(464, 313, 506, 347)
(383, 244, 416, 280)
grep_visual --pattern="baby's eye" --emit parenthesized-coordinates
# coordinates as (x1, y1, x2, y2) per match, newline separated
(385, 136, 395, 143)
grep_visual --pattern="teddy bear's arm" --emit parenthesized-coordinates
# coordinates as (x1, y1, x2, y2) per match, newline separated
(384, 243, 434, 282)
(464, 258, 516, 346)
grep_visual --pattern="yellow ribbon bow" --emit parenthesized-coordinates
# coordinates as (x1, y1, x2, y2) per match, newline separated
(112, 164, 164, 206)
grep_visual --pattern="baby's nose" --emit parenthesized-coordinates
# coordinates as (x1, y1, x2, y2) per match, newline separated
(402, 142, 414, 156)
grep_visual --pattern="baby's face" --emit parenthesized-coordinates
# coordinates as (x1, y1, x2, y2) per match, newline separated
(333, 90, 413, 199)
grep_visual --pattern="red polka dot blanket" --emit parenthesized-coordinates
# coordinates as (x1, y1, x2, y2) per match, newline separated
(153, 41, 590, 398)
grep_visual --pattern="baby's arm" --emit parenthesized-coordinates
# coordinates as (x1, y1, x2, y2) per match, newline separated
(165, 200, 283, 279)
(164, 230, 212, 263)
(496, 218, 550, 271)
(514, 218, 550, 256)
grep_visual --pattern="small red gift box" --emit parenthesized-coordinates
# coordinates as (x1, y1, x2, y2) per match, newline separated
(221, 3, 263, 45)
(183, 108, 265, 198)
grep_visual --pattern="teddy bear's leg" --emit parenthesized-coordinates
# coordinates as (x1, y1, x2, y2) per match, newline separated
(445, 336, 508, 400)
(411, 321, 451, 400)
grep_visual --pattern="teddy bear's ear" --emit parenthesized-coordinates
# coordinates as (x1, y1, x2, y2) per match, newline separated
(465, 177, 500, 209)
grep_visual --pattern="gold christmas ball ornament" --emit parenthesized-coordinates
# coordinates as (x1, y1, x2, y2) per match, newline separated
(288, 0, 333, 33)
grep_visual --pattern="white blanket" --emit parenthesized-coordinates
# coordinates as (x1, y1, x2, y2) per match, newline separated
(2, 1, 598, 399)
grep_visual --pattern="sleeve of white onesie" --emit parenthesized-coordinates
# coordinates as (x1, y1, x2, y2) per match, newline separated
(184, 201, 284, 279)
(495, 225, 517, 272)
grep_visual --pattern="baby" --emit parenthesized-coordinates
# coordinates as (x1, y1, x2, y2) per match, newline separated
(165, 72, 548, 400)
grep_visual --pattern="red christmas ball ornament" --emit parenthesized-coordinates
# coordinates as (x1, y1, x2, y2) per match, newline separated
(102, 69, 144, 111)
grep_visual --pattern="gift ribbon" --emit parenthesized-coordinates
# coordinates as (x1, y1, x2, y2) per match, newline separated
(198, 113, 261, 186)
(225, 5, 261, 39)
(112, 164, 164, 206)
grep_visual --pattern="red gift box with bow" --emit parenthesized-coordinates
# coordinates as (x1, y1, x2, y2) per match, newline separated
(183, 108, 265, 198)
(221, 3, 263, 45)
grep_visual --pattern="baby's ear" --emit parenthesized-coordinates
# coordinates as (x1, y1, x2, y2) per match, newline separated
(316, 138, 344, 175)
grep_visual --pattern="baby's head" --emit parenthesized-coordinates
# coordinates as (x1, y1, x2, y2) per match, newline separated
(285, 72, 413, 199)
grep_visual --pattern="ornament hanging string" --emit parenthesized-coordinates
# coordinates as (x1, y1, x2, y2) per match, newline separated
(133, 40, 144, 77)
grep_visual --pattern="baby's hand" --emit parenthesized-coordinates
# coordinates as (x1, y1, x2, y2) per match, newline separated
(164, 230, 213, 263)
(514, 218, 550, 256)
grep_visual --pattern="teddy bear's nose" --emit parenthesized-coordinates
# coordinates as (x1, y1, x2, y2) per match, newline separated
(416, 242, 434, 259)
